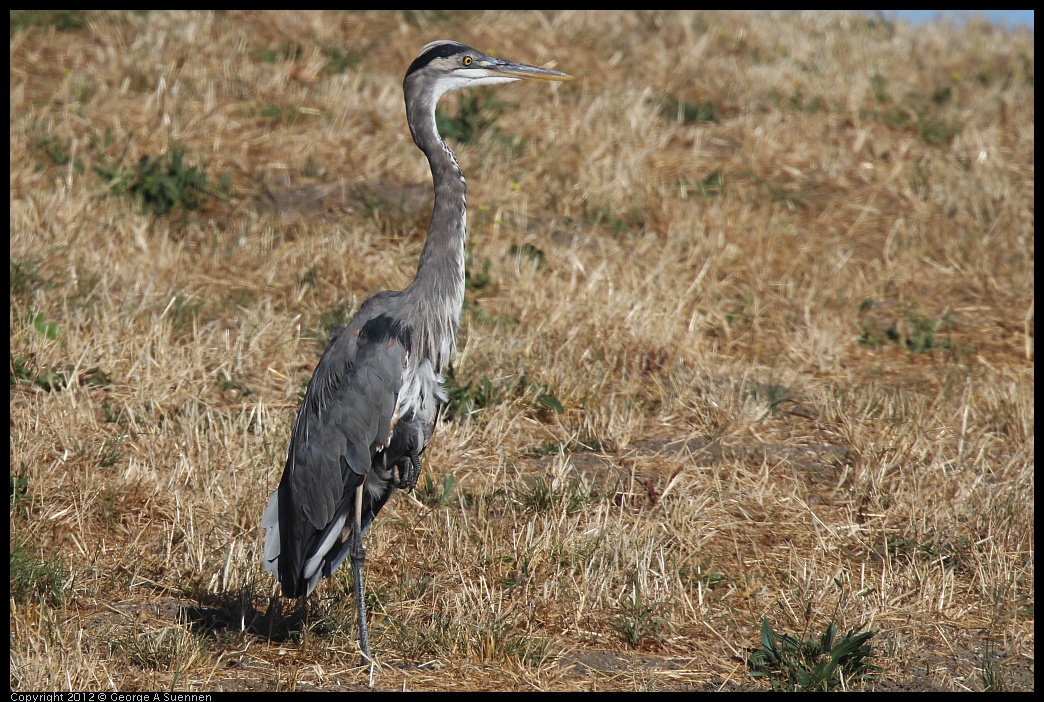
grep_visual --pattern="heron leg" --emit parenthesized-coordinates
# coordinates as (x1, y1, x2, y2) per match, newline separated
(397, 452, 422, 492)
(299, 594, 310, 652)
(351, 484, 373, 666)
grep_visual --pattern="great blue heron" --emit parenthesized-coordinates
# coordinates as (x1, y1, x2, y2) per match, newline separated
(262, 40, 572, 665)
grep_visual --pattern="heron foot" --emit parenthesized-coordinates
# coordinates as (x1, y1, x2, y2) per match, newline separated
(397, 452, 422, 491)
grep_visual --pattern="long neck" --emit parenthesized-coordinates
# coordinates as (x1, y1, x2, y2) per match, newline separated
(402, 87, 467, 370)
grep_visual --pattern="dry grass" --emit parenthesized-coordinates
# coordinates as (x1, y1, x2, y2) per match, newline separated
(10, 10, 1033, 691)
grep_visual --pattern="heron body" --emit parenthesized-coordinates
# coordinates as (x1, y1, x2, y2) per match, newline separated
(262, 40, 571, 664)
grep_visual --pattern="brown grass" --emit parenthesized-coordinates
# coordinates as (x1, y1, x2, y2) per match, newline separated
(10, 10, 1033, 691)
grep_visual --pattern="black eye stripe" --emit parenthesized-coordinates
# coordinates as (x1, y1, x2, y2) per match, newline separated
(406, 42, 468, 78)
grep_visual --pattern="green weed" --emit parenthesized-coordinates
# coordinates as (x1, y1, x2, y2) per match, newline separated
(523, 437, 605, 458)
(10, 259, 50, 301)
(698, 171, 724, 196)
(10, 544, 70, 607)
(979, 639, 1008, 691)
(417, 473, 456, 507)
(859, 105, 960, 145)
(311, 298, 358, 342)
(443, 369, 565, 421)
(508, 243, 546, 269)
(98, 434, 126, 468)
(10, 356, 68, 392)
(101, 402, 125, 424)
(96, 142, 228, 216)
(747, 617, 878, 691)
(435, 94, 485, 143)
(251, 43, 303, 64)
(931, 85, 953, 105)
(253, 103, 312, 126)
(772, 87, 823, 113)
(168, 294, 205, 332)
(216, 376, 255, 400)
(82, 367, 110, 388)
(744, 380, 794, 414)
(10, 10, 89, 35)
(109, 625, 199, 671)
(30, 312, 61, 340)
(480, 615, 553, 667)
(443, 368, 502, 421)
(610, 581, 667, 647)
(10, 462, 30, 512)
(679, 564, 728, 591)
(580, 201, 646, 234)
(319, 43, 361, 73)
(515, 475, 597, 516)
(436, 93, 505, 145)
(31, 131, 84, 171)
(515, 476, 554, 512)
(528, 381, 564, 415)
(658, 95, 719, 124)
(869, 72, 891, 103)
(860, 308, 954, 353)
(464, 253, 493, 293)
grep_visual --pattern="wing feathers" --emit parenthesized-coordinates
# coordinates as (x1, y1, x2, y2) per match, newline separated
(267, 307, 414, 597)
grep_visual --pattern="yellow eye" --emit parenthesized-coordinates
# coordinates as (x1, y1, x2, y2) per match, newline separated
(463, 56, 472, 66)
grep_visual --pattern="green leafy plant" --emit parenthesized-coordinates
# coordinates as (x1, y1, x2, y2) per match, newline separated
(773, 87, 823, 113)
(979, 639, 1008, 692)
(513, 475, 598, 515)
(611, 581, 667, 647)
(436, 93, 506, 145)
(747, 617, 878, 691)
(509, 243, 546, 269)
(436, 90, 528, 151)
(418, 473, 456, 506)
(858, 75, 960, 146)
(529, 381, 564, 414)
(464, 253, 493, 293)
(523, 437, 605, 458)
(96, 140, 228, 216)
(98, 434, 126, 468)
(251, 43, 303, 64)
(31, 312, 60, 340)
(319, 43, 361, 73)
(10, 356, 68, 392)
(10, 259, 49, 301)
(31, 131, 84, 170)
(860, 308, 954, 353)
(313, 298, 358, 342)
(10, 10, 89, 35)
(443, 368, 566, 422)
(658, 95, 719, 124)
(443, 369, 501, 421)
(696, 170, 724, 196)
(10, 462, 30, 511)
(10, 544, 70, 607)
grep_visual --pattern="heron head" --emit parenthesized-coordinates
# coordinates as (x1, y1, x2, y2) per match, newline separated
(405, 40, 573, 101)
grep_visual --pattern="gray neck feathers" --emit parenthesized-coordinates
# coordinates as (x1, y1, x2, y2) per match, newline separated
(402, 81, 467, 371)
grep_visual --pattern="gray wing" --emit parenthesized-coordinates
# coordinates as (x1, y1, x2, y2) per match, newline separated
(265, 312, 408, 597)
(290, 327, 406, 528)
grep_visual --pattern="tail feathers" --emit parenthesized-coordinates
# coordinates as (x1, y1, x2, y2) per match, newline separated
(302, 512, 348, 593)
(261, 486, 351, 598)
(261, 489, 281, 574)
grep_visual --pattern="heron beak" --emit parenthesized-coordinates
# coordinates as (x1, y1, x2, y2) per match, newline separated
(481, 58, 574, 82)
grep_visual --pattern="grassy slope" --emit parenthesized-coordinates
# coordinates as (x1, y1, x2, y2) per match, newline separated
(10, 10, 1033, 691)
